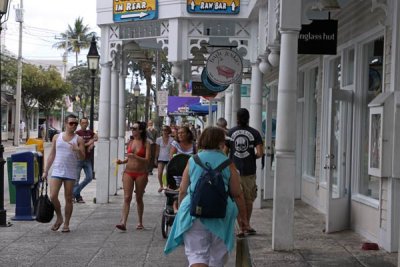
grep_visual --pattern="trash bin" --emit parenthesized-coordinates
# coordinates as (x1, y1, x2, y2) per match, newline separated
(7, 157, 16, 204)
(11, 151, 42, 221)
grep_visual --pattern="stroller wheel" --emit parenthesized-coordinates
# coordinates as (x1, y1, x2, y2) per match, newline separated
(161, 212, 169, 239)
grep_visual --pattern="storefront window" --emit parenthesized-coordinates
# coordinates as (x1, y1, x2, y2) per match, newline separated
(361, 37, 383, 199)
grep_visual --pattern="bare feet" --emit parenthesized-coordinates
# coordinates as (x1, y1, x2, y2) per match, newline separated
(136, 224, 144, 230)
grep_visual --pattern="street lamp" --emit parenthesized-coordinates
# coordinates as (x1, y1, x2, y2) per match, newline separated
(87, 35, 99, 181)
(149, 95, 153, 120)
(133, 76, 140, 121)
(87, 35, 100, 132)
(0, 0, 11, 227)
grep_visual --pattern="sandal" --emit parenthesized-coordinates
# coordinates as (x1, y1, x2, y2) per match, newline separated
(246, 228, 257, 235)
(61, 227, 70, 233)
(116, 224, 127, 231)
(136, 224, 144, 230)
(51, 221, 63, 231)
(236, 232, 246, 238)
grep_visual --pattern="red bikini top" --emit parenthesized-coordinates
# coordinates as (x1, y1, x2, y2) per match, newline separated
(127, 143, 146, 158)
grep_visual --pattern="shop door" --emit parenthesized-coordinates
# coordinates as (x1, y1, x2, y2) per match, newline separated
(325, 88, 353, 233)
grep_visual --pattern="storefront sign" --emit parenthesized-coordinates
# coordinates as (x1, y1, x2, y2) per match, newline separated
(113, 0, 158, 22)
(187, 0, 240, 14)
(206, 49, 242, 86)
(191, 81, 218, 98)
(298, 20, 338, 55)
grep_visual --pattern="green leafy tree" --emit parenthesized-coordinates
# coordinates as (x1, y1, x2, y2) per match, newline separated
(35, 66, 71, 140)
(53, 17, 96, 66)
(66, 65, 100, 117)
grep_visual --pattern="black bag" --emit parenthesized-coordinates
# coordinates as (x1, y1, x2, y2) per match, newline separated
(190, 155, 231, 218)
(35, 180, 55, 223)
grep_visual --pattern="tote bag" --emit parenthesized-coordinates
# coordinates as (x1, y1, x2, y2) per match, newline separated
(35, 180, 55, 223)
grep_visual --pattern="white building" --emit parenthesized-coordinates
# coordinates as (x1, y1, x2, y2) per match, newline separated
(95, 0, 400, 254)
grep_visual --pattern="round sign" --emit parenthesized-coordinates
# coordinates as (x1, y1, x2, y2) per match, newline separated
(206, 48, 243, 85)
(201, 69, 229, 92)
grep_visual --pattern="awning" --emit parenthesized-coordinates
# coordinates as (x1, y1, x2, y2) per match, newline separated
(188, 103, 217, 115)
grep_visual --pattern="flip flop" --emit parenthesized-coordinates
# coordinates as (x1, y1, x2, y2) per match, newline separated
(116, 224, 127, 231)
(236, 232, 246, 238)
(61, 227, 70, 233)
(51, 222, 63, 231)
(246, 228, 257, 235)
(136, 224, 144, 230)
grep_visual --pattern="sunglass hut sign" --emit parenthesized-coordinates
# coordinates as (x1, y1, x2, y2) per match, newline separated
(298, 20, 338, 55)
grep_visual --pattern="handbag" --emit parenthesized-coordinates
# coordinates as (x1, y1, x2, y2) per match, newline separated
(35, 179, 55, 223)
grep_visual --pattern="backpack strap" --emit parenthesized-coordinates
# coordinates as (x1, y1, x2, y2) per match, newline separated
(214, 159, 231, 172)
(193, 154, 230, 172)
(193, 154, 209, 170)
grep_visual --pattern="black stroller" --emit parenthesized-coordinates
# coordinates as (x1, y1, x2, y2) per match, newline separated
(161, 153, 191, 238)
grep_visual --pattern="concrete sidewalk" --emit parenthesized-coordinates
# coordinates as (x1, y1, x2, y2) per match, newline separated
(1, 171, 398, 266)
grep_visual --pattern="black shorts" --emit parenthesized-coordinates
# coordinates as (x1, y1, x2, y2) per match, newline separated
(158, 160, 169, 164)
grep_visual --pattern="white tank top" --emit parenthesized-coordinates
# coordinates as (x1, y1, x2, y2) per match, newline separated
(51, 133, 79, 179)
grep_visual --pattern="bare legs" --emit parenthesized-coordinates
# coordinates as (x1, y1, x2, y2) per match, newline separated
(157, 162, 166, 192)
(49, 178, 75, 231)
(119, 173, 148, 229)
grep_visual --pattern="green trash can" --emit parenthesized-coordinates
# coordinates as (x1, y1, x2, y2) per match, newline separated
(7, 157, 16, 204)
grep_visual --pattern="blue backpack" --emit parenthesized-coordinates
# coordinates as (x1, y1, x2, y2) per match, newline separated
(190, 155, 231, 218)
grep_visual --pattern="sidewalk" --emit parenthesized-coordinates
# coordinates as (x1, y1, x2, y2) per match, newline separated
(1, 170, 398, 266)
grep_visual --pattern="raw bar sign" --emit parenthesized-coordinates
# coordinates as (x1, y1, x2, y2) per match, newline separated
(298, 20, 338, 55)
(187, 0, 240, 14)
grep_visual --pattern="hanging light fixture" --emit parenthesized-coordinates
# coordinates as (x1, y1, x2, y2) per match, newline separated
(311, 0, 341, 11)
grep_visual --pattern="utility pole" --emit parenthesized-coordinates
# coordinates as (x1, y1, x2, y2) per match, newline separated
(13, 0, 23, 146)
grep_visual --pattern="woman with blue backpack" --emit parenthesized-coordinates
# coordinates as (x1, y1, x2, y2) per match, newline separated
(164, 126, 248, 267)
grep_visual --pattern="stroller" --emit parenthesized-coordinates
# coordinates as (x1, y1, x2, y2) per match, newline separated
(161, 153, 191, 238)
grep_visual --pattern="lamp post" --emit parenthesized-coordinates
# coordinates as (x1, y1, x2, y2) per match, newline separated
(0, 0, 11, 227)
(149, 95, 153, 120)
(86, 36, 99, 181)
(133, 76, 140, 122)
(87, 36, 100, 132)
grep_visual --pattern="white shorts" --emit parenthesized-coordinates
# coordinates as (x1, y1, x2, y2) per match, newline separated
(183, 220, 228, 267)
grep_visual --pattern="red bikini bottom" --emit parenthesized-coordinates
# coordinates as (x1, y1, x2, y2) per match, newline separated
(124, 171, 147, 180)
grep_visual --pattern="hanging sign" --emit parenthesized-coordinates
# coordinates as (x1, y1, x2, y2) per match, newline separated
(298, 20, 338, 55)
(201, 69, 229, 92)
(206, 49, 242, 86)
(187, 0, 240, 14)
(113, 0, 158, 22)
(191, 81, 218, 98)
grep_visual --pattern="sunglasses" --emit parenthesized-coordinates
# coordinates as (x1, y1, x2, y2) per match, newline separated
(131, 127, 138, 131)
(68, 122, 78, 126)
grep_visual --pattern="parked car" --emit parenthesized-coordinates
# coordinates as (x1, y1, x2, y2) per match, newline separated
(47, 126, 60, 141)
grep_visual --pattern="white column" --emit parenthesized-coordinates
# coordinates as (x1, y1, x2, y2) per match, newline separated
(109, 63, 119, 196)
(249, 61, 264, 209)
(231, 83, 241, 127)
(224, 88, 232, 129)
(96, 61, 112, 204)
(118, 71, 127, 191)
(272, 0, 301, 251)
(249, 62, 263, 133)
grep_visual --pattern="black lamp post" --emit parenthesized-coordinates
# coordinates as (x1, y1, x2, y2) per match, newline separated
(87, 36, 100, 132)
(0, 0, 11, 227)
(133, 77, 140, 122)
(87, 36, 99, 181)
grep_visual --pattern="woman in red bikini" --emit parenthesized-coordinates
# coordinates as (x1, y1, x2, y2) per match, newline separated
(115, 121, 150, 231)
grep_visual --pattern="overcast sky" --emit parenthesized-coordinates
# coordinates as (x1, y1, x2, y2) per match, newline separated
(4, 0, 99, 65)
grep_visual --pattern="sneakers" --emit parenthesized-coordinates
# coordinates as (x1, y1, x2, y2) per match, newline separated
(75, 197, 85, 204)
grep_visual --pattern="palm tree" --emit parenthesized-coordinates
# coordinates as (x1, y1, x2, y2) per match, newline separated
(53, 17, 96, 66)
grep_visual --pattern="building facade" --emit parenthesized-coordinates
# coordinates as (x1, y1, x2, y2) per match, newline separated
(95, 0, 400, 253)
